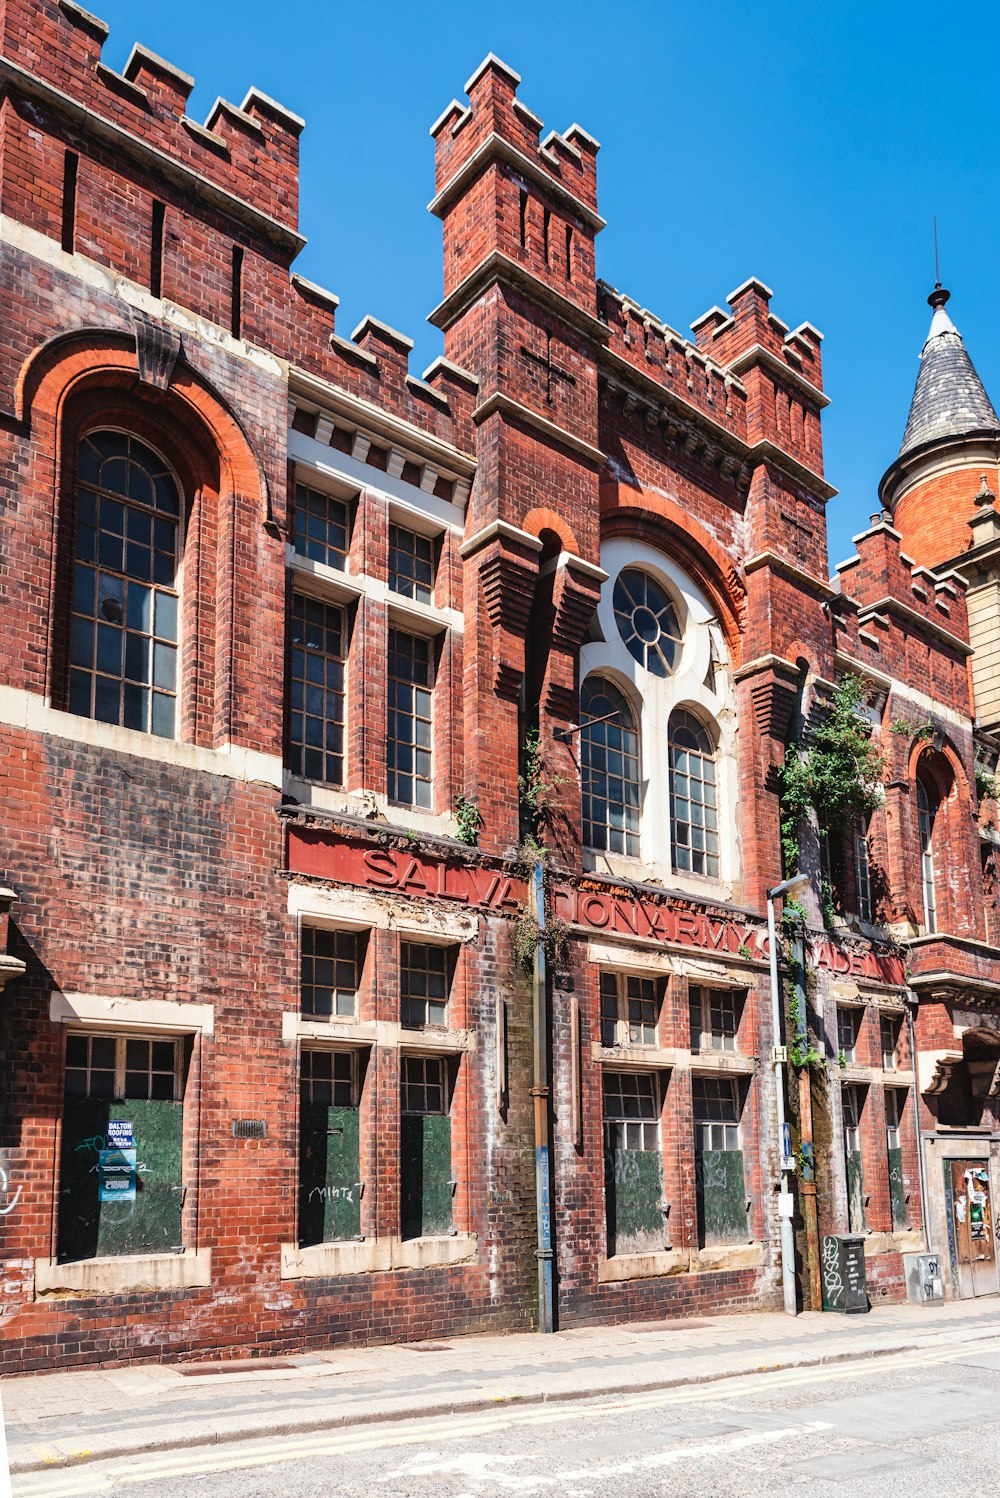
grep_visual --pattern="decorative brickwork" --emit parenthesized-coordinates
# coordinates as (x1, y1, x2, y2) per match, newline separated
(5, 7, 1000, 1371)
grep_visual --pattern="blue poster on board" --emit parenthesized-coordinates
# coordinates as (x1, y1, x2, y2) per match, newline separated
(98, 1147, 137, 1202)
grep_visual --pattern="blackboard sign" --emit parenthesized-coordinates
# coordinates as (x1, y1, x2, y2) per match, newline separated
(822, 1233, 870, 1313)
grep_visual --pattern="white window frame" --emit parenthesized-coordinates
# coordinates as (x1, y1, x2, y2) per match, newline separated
(579, 536, 738, 892)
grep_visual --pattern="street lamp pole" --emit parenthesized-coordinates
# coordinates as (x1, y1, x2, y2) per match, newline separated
(767, 873, 810, 1317)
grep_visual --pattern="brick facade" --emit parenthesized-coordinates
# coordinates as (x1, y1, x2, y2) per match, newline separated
(3, 7, 1000, 1371)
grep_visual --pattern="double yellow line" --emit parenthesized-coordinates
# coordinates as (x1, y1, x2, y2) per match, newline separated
(15, 1335, 1000, 1497)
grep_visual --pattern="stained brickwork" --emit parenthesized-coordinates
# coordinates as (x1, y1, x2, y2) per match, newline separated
(3, 7, 1000, 1371)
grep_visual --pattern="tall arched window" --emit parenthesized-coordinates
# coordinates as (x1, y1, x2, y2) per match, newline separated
(580, 676, 640, 856)
(69, 432, 180, 739)
(916, 774, 938, 933)
(669, 708, 719, 878)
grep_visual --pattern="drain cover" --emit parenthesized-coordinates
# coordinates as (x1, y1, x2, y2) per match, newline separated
(178, 1360, 296, 1375)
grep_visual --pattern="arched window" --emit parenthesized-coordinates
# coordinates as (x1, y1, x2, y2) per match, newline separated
(69, 431, 180, 738)
(916, 775, 938, 933)
(580, 676, 640, 856)
(669, 708, 719, 878)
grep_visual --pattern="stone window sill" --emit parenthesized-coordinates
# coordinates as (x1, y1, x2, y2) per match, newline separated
(598, 1241, 764, 1282)
(35, 1248, 210, 1297)
(280, 1233, 477, 1279)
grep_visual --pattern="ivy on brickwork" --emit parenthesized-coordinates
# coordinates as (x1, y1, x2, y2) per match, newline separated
(975, 752, 1000, 805)
(777, 676, 885, 875)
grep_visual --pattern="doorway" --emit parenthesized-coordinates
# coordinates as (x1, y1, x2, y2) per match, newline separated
(944, 1158, 1000, 1298)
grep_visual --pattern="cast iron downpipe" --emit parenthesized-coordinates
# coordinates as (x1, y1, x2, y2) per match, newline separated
(531, 859, 555, 1332)
(767, 874, 810, 1316)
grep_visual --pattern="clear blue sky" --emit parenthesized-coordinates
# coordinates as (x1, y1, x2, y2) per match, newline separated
(93, 0, 1000, 570)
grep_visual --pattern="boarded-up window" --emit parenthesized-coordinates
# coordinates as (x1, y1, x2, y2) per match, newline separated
(693, 1075, 746, 1245)
(400, 1056, 452, 1239)
(58, 1033, 185, 1263)
(298, 1049, 361, 1246)
(602, 1070, 664, 1256)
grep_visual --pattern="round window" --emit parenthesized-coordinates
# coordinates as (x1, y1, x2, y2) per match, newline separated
(613, 568, 682, 677)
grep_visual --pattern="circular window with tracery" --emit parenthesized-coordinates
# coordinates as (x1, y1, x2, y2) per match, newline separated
(613, 568, 682, 677)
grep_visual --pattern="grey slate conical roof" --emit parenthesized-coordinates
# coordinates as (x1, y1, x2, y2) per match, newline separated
(897, 287, 1000, 459)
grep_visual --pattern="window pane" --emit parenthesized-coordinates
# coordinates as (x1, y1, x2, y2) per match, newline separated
(389, 524, 435, 604)
(401, 942, 450, 1029)
(287, 595, 346, 785)
(613, 569, 682, 678)
(71, 432, 179, 738)
(388, 630, 433, 807)
(301, 927, 364, 1018)
(580, 677, 640, 857)
(292, 484, 349, 569)
(669, 709, 719, 879)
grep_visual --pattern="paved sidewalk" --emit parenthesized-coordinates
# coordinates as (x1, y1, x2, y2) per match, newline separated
(4, 1297, 1000, 1475)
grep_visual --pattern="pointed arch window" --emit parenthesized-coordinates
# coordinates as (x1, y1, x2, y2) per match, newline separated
(580, 676, 640, 856)
(916, 774, 938, 933)
(669, 708, 720, 878)
(69, 432, 180, 738)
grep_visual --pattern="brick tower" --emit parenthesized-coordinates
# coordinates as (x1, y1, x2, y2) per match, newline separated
(881, 286, 1000, 733)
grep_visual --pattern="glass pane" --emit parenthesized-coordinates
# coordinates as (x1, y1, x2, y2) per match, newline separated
(155, 591, 178, 641)
(151, 692, 175, 738)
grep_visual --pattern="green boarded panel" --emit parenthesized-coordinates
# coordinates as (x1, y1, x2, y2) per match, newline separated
(401, 1113, 452, 1240)
(696, 1149, 747, 1245)
(847, 1149, 866, 1233)
(888, 1146, 907, 1230)
(58, 1097, 182, 1262)
(298, 1104, 361, 1246)
(604, 1148, 664, 1256)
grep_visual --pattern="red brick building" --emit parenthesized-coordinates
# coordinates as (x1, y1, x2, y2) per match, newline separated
(2, 3, 1000, 1370)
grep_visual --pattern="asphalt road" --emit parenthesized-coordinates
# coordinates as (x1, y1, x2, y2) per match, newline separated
(13, 1337, 1000, 1498)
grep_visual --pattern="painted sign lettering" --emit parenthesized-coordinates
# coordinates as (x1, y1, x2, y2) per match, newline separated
(288, 829, 904, 982)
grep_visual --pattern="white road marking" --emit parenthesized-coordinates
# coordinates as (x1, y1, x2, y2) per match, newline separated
(13, 1336, 1000, 1496)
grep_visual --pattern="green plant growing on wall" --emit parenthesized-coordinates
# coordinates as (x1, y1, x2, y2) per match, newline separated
(975, 755, 1000, 804)
(518, 727, 566, 839)
(819, 874, 838, 930)
(891, 717, 934, 741)
(837, 1048, 848, 1070)
(777, 676, 886, 876)
(512, 905, 569, 972)
(780, 897, 807, 934)
(453, 795, 484, 846)
(737, 942, 752, 960)
(513, 907, 542, 971)
(786, 984, 824, 1069)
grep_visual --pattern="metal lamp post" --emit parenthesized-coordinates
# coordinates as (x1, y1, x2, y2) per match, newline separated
(767, 872, 810, 1317)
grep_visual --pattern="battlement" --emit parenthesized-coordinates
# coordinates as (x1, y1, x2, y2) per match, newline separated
(428, 56, 602, 321)
(835, 511, 970, 660)
(1, 0, 304, 250)
(598, 280, 748, 441)
(691, 277, 825, 399)
(430, 55, 600, 219)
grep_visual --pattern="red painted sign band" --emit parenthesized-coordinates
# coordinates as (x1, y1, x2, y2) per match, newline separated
(287, 828, 905, 983)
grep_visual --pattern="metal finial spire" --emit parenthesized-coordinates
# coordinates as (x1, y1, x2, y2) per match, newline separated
(929, 217, 950, 309)
(934, 215, 940, 286)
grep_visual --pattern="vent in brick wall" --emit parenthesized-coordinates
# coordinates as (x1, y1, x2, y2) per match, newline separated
(231, 1119, 267, 1140)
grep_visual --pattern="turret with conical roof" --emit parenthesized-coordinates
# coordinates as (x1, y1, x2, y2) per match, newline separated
(880, 285, 1000, 569)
